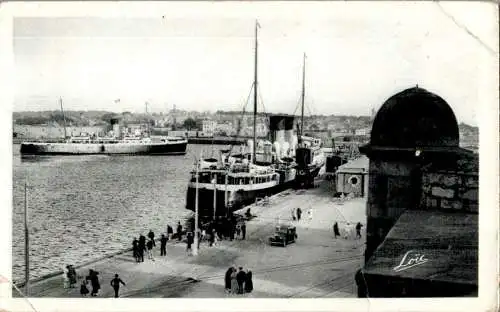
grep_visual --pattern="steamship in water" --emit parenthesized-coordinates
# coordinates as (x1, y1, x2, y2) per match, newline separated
(20, 99, 188, 156)
(185, 21, 297, 217)
(295, 53, 326, 187)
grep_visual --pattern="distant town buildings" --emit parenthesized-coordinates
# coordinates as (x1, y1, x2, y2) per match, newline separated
(201, 119, 217, 137)
(12, 109, 478, 152)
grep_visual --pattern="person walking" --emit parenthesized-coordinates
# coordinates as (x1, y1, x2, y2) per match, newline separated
(230, 268, 238, 295)
(132, 238, 139, 262)
(147, 239, 155, 261)
(110, 274, 126, 298)
(213, 230, 219, 247)
(224, 267, 233, 294)
(167, 225, 173, 240)
(333, 222, 340, 239)
(197, 228, 201, 250)
(148, 229, 156, 247)
(160, 234, 168, 256)
(235, 224, 241, 239)
(186, 232, 193, 256)
(80, 279, 89, 296)
(296, 207, 302, 221)
(177, 221, 183, 241)
(355, 222, 363, 239)
(62, 265, 70, 289)
(68, 265, 77, 288)
(241, 222, 246, 240)
(86, 269, 100, 297)
(138, 235, 146, 262)
(244, 269, 253, 294)
(236, 267, 247, 294)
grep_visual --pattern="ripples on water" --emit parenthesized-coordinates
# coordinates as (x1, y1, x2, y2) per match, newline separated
(12, 144, 223, 283)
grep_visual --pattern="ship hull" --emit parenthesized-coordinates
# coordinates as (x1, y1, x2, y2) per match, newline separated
(185, 170, 296, 217)
(19, 141, 188, 155)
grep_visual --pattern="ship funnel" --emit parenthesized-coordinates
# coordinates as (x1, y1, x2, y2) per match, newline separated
(247, 139, 254, 160)
(110, 118, 120, 138)
(269, 115, 295, 158)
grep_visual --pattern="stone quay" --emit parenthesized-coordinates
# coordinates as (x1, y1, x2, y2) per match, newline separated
(14, 181, 366, 298)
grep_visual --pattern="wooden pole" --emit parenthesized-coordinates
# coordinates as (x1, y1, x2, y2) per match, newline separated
(213, 174, 217, 221)
(224, 171, 228, 213)
(24, 180, 29, 296)
(59, 98, 67, 141)
(193, 153, 200, 256)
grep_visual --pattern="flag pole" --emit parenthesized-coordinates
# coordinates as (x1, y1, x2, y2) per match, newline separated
(193, 152, 201, 256)
(24, 180, 30, 296)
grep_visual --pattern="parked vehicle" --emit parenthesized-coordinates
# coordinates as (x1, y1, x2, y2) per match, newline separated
(269, 225, 297, 247)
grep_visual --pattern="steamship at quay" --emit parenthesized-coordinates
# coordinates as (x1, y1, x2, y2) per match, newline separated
(185, 22, 298, 217)
(20, 100, 188, 156)
(185, 115, 298, 217)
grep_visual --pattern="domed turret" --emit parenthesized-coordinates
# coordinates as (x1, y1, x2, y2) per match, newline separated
(371, 87, 459, 148)
(361, 86, 465, 159)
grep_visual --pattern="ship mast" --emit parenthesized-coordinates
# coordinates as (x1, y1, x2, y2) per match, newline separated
(59, 97, 68, 140)
(252, 20, 260, 164)
(172, 104, 177, 131)
(299, 53, 306, 145)
(145, 102, 150, 137)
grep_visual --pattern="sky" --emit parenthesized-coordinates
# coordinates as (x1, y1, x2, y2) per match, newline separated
(12, 2, 498, 126)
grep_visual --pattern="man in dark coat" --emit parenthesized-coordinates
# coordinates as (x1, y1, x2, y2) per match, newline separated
(138, 235, 146, 262)
(236, 267, 246, 294)
(296, 208, 302, 221)
(177, 222, 183, 241)
(241, 222, 246, 240)
(356, 222, 363, 239)
(146, 239, 155, 261)
(244, 269, 253, 293)
(186, 232, 193, 256)
(110, 274, 126, 298)
(333, 222, 340, 238)
(86, 269, 100, 296)
(224, 267, 233, 293)
(132, 238, 139, 262)
(167, 225, 173, 240)
(148, 229, 156, 247)
(160, 234, 168, 256)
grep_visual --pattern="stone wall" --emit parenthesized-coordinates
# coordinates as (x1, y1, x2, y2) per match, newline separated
(420, 170, 478, 213)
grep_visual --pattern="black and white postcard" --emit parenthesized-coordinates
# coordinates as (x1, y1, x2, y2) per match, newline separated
(0, 1, 498, 312)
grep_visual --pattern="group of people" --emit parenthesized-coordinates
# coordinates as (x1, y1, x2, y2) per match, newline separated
(224, 266, 253, 295)
(291, 207, 314, 222)
(132, 230, 158, 262)
(78, 269, 126, 298)
(63, 265, 78, 288)
(333, 221, 363, 239)
(132, 223, 188, 262)
(79, 269, 100, 297)
(204, 215, 247, 242)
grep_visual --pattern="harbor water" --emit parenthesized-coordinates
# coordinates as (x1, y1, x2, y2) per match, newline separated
(12, 143, 226, 284)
